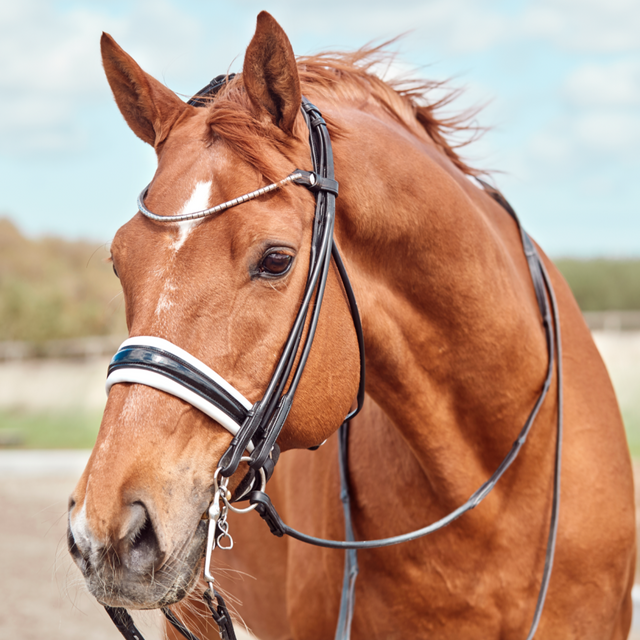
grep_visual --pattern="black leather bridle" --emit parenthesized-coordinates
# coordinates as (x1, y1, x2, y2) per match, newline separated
(102, 75, 562, 640)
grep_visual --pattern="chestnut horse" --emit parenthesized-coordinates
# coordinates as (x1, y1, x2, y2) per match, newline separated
(68, 12, 635, 640)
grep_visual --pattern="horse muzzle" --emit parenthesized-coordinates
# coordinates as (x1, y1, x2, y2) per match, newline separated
(67, 498, 207, 609)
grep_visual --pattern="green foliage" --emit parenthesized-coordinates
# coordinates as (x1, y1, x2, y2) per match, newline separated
(624, 410, 640, 458)
(0, 409, 101, 449)
(0, 218, 126, 341)
(555, 258, 640, 311)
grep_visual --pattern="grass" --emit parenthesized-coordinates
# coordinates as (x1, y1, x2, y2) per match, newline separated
(623, 410, 640, 458)
(554, 258, 640, 311)
(0, 409, 102, 449)
(0, 217, 126, 343)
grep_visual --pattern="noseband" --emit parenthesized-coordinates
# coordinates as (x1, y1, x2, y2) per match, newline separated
(103, 75, 562, 640)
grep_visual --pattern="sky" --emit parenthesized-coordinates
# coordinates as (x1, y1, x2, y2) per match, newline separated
(0, 0, 638, 256)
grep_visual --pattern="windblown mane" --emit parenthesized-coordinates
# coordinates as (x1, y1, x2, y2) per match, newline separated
(205, 46, 483, 182)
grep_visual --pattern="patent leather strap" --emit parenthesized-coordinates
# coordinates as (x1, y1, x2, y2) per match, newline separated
(104, 606, 145, 640)
(106, 336, 255, 451)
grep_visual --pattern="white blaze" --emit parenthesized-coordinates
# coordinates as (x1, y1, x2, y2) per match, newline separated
(171, 180, 212, 252)
(155, 180, 212, 317)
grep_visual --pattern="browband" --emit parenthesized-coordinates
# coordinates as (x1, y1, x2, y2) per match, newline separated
(106, 336, 255, 452)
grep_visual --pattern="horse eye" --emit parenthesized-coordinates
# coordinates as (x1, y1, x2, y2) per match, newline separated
(112, 263, 119, 278)
(260, 252, 293, 276)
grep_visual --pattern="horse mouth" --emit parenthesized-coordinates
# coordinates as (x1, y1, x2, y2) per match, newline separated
(68, 520, 208, 609)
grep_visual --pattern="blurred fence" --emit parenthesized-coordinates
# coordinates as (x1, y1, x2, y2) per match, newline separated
(583, 311, 640, 332)
(0, 334, 126, 361)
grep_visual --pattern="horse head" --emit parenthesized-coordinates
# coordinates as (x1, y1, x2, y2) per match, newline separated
(68, 12, 360, 609)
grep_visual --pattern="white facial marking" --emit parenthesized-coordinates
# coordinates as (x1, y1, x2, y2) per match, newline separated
(70, 500, 96, 556)
(155, 181, 212, 318)
(171, 180, 212, 252)
(156, 283, 177, 314)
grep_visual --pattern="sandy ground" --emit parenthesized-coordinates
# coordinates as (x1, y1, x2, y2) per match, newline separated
(0, 453, 165, 640)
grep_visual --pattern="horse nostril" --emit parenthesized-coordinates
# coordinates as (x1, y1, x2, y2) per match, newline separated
(67, 526, 79, 556)
(123, 502, 164, 575)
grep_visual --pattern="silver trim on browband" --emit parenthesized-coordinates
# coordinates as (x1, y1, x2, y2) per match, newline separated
(106, 336, 254, 451)
(137, 171, 304, 222)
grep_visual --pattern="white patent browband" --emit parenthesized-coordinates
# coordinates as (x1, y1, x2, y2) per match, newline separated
(105, 336, 254, 451)
(137, 171, 306, 222)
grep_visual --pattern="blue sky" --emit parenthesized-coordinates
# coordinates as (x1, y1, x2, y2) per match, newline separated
(0, 0, 638, 256)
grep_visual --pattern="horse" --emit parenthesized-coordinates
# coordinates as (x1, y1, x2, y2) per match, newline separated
(68, 11, 636, 640)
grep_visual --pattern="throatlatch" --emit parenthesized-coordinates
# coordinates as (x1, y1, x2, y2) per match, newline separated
(102, 72, 562, 640)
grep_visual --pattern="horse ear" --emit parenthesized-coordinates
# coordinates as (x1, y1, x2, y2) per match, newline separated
(243, 12, 301, 135)
(100, 32, 188, 147)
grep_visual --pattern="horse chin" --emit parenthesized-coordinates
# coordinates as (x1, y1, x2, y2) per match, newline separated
(78, 520, 207, 610)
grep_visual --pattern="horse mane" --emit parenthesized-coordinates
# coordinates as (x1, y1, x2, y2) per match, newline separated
(205, 45, 484, 182)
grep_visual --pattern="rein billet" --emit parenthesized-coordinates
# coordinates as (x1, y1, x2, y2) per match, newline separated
(103, 76, 562, 640)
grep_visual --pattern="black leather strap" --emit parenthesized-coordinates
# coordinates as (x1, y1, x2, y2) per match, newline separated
(293, 170, 339, 197)
(104, 607, 145, 640)
(217, 98, 366, 479)
(104, 592, 239, 640)
(251, 234, 557, 547)
(203, 589, 238, 640)
(187, 74, 236, 107)
(161, 608, 203, 640)
(334, 421, 358, 640)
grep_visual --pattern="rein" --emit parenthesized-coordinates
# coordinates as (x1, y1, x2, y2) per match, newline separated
(103, 76, 562, 640)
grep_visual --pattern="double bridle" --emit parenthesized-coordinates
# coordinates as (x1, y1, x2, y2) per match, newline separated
(102, 75, 562, 640)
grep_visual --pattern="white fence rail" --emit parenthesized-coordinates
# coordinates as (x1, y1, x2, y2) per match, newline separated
(583, 311, 640, 332)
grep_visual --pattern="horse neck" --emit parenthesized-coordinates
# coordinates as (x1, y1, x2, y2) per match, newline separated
(330, 105, 550, 500)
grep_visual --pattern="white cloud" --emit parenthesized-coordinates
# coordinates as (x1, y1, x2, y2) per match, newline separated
(522, 0, 640, 53)
(0, 0, 513, 155)
(573, 111, 640, 153)
(265, 0, 512, 54)
(539, 55, 640, 166)
(528, 130, 574, 168)
(0, 0, 201, 153)
(517, 105, 640, 187)
(565, 59, 640, 108)
(275, 0, 640, 56)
